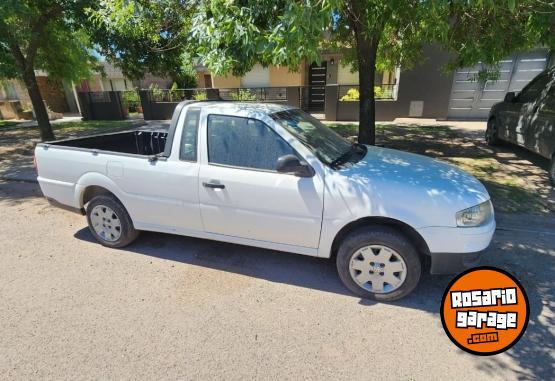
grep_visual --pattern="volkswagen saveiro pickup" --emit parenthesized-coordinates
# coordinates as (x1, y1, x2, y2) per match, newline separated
(35, 101, 495, 301)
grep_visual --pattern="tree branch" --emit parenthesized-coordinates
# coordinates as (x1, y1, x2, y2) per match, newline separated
(26, 4, 64, 65)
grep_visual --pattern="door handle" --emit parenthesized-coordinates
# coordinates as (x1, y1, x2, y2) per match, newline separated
(203, 181, 225, 189)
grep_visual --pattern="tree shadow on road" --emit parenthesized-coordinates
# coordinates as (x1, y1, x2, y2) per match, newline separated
(73, 226, 554, 379)
(0, 180, 43, 206)
(74, 227, 449, 314)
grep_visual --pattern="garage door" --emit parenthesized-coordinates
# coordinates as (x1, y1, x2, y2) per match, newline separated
(447, 50, 550, 119)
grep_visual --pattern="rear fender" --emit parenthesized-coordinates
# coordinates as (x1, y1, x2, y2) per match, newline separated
(75, 172, 126, 209)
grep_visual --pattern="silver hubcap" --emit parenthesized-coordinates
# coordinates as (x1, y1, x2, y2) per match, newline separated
(90, 205, 122, 242)
(349, 245, 407, 294)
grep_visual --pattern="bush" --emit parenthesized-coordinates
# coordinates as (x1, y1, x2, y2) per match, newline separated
(168, 82, 182, 102)
(149, 83, 165, 101)
(340, 88, 360, 101)
(340, 86, 384, 101)
(231, 89, 257, 101)
(193, 92, 207, 100)
(122, 91, 139, 103)
(122, 91, 140, 112)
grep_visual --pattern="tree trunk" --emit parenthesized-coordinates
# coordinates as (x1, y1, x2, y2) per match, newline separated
(356, 37, 379, 145)
(22, 68, 55, 141)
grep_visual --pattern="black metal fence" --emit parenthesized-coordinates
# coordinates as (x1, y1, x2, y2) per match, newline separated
(77, 83, 399, 122)
(216, 87, 286, 101)
(77, 91, 127, 120)
(325, 83, 398, 122)
(139, 88, 222, 120)
(147, 88, 216, 102)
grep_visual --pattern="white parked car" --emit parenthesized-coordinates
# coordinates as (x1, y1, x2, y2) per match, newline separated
(35, 102, 495, 300)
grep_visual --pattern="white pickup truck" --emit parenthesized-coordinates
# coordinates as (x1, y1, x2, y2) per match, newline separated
(35, 101, 495, 300)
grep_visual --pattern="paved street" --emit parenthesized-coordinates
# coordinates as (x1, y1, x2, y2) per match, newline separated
(0, 181, 553, 380)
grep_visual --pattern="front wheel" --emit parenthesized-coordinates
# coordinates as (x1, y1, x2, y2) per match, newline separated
(549, 155, 555, 186)
(336, 226, 421, 301)
(485, 118, 502, 146)
(86, 194, 139, 248)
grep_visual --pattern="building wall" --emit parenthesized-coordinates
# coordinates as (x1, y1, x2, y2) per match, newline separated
(77, 75, 104, 92)
(241, 64, 270, 87)
(213, 74, 241, 88)
(12, 80, 32, 109)
(101, 78, 132, 91)
(36, 76, 69, 113)
(134, 73, 173, 89)
(337, 61, 358, 85)
(196, 71, 211, 88)
(269, 65, 304, 86)
(211, 63, 307, 88)
(328, 45, 454, 121)
(376, 45, 454, 120)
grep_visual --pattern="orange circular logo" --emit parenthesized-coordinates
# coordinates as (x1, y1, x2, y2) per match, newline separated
(440, 266, 529, 356)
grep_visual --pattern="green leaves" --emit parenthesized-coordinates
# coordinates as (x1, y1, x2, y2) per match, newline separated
(0, 0, 98, 81)
(190, 0, 332, 76)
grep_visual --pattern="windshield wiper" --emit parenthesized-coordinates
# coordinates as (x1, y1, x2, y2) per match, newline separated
(330, 143, 365, 168)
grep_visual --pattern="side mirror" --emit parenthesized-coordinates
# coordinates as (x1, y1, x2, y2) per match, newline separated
(504, 91, 516, 103)
(276, 154, 315, 177)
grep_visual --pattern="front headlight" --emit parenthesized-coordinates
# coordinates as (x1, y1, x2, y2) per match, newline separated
(456, 201, 493, 227)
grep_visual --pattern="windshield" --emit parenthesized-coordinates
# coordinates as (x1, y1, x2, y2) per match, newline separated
(270, 109, 353, 165)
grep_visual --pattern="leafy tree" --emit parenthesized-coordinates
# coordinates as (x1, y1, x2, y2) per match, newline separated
(171, 53, 198, 88)
(87, 0, 197, 87)
(190, 0, 555, 144)
(0, 0, 98, 141)
(89, 0, 555, 144)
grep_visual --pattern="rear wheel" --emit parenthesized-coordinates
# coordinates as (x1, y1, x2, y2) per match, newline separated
(485, 117, 502, 146)
(336, 226, 421, 301)
(86, 194, 139, 248)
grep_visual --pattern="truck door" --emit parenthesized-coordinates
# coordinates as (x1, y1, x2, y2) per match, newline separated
(115, 107, 202, 232)
(198, 113, 324, 249)
(511, 71, 551, 147)
(524, 76, 555, 158)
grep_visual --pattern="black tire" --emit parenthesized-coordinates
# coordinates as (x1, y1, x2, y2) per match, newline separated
(485, 117, 502, 146)
(336, 226, 421, 301)
(549, 155, 555, 187)
(86, 194, 139, 248)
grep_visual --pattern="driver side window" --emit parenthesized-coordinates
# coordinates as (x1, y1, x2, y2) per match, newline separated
(207, 114, 296, 171)
(517, 73, 550, 103)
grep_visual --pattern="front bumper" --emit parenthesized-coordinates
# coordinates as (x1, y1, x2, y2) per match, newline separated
(416, 219, 496, 274)
(429, 250, 484, 274)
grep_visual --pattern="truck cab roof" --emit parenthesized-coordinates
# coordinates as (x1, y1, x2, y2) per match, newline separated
(181, 101, 296, 114)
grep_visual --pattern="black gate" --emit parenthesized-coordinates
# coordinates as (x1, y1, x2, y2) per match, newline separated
(308, 61, 327, 111)
(77, 91, 127, 120)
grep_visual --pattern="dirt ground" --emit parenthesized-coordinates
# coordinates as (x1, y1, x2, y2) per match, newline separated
(0, 181, 553, 380)
(0, 120, 140, 181)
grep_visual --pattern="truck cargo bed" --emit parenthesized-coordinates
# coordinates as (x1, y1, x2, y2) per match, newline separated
(48, 130, 168, 156)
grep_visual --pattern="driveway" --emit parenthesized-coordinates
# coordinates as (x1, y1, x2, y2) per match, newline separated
(0, 181, 553, 380)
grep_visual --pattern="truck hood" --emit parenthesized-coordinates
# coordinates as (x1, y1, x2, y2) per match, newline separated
(332, 145, 491, 227)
